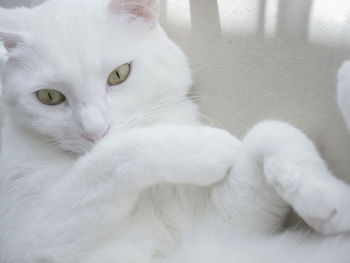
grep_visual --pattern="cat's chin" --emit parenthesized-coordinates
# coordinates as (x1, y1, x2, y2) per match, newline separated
(59, 139, 94, 155)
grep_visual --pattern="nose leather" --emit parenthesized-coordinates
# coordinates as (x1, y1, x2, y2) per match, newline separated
(83, 125, 109, 141)
(80, 105, 109, 142)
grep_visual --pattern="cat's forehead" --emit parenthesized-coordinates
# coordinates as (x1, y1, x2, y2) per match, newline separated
(18, 5, 148, 85)
(31, 11, 135, 59)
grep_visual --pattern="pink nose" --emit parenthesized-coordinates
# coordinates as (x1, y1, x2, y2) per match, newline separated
(83, 125, 109, 142)
(80, 105, 110, 142)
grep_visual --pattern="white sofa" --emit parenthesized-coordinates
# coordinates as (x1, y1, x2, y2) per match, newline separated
(1, 0, 350, 185)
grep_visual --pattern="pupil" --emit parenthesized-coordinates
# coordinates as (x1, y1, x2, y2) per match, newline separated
(115, 70, 120, 79)
(48, 92, 53, 101)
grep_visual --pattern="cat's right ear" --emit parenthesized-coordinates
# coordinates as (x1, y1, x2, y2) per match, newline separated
(0, 7, 28, 51)
(108, 0, 160, 28)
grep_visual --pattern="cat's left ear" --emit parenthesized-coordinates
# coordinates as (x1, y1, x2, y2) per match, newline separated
(0, 7, 29, 51)
(0, 32, 24, 51)
(108, 0, 160, 28)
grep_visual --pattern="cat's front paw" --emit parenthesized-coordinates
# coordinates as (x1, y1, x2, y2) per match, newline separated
(175, 126, 241, 186)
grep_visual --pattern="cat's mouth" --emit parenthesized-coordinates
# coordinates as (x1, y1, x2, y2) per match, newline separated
(57, 135, 95, 155)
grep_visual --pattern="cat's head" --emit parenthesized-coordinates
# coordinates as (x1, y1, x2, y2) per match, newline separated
(0, 0, 195, 154)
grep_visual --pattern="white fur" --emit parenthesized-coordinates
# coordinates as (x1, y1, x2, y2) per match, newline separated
(0, 1, 350, 262)
(163, 228, 350, 263)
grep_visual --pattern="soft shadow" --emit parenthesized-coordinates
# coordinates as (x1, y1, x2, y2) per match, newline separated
(276, 0, 314, 42)
(0, 0, 31, 7)
(189, 0, 222, 38)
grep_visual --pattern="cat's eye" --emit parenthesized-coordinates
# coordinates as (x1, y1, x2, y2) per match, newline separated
(36, 89, 66, 105)
(107, 63, 131, 86)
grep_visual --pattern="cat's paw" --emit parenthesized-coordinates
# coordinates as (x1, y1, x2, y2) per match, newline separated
(301, 183, 350, 235)
(264, 158, 350, 235)
(173, 126, 241, 186)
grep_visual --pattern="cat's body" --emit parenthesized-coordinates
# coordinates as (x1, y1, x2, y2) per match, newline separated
(1, 1, 350, 262)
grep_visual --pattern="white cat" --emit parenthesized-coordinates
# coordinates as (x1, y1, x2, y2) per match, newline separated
(0, 1, 350, 262)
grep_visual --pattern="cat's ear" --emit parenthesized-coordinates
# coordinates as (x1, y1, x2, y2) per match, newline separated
(0, 32, 24, 51)
(108, 0, 160, 27)
(0, 7, 28, 51)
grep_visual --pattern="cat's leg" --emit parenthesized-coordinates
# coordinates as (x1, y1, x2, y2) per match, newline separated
(4, 125, 239, 262)
(212, 121, 350, 234)
(57, 125, 240, 223)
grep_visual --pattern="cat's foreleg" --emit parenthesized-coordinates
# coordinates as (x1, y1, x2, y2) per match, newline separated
(57, 125, 239, 222)
(6, 125, 238, 262)
(228, 121, 350, 234)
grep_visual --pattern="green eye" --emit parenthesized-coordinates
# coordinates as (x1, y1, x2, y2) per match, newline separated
(36, 89, 66, 105)
(108, 63, 131, 86)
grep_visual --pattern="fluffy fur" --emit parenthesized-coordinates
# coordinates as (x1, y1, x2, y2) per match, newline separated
(0, 1, 350, 262)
